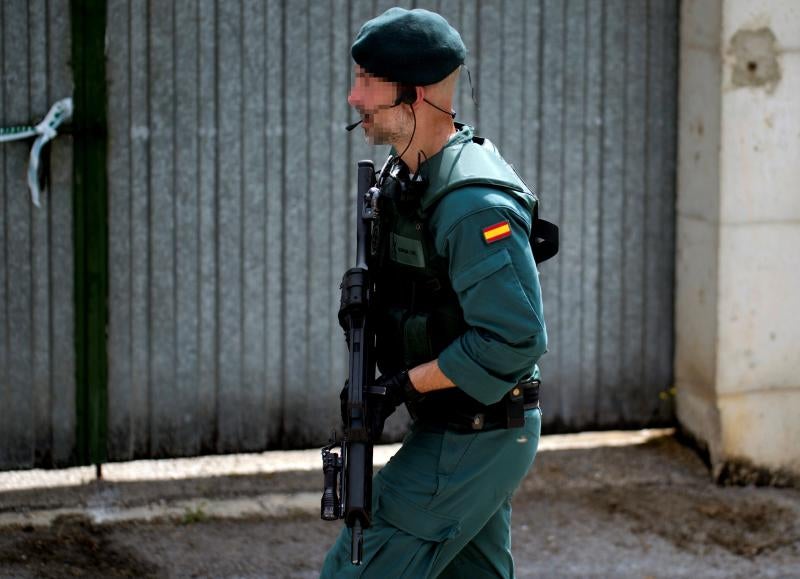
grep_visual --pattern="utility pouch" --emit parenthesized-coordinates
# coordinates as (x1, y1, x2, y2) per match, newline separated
(504, 384, 526, 429)
(531, 218, 559, 264)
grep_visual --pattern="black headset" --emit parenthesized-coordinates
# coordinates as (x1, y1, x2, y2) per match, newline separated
(395, 85, 417, 105)
(346, 85, 454, 131)
(345, 85, 417, 132)
(398, 85, 456, 118)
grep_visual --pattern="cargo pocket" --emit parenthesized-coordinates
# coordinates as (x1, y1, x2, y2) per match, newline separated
(376, 484, 461, 543)
(452, 248, 543, 334)
(451, 249, 513, 293)
(437, 429, 479, 478)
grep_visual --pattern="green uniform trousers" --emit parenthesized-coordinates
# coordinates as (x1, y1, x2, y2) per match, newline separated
(320, 407, 541, 578)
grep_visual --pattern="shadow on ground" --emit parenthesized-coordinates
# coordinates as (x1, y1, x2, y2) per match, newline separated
(0, 434, 798, 578)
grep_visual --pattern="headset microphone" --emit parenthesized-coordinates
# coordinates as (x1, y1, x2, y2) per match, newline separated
(345, 86, 416, 131)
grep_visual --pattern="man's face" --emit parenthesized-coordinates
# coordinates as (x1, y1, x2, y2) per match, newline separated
(348, 65, 411, 145)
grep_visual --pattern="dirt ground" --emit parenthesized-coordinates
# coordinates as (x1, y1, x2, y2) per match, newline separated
(0, 433, 798, 578)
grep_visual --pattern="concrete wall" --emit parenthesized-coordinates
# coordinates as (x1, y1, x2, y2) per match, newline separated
(677, 0, 800, 479)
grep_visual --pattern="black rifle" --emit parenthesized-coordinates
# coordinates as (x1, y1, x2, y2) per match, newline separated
(321, 160, 381, 566)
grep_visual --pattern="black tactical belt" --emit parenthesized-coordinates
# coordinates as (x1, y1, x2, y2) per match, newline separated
(413, 378, 540, 433)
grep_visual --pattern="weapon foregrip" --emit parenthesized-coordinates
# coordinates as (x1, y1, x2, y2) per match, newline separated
(321, 445, 342, 521)
(321, 464, 339, 520)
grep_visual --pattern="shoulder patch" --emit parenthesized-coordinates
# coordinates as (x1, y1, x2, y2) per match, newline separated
(482, 220, 512, 244)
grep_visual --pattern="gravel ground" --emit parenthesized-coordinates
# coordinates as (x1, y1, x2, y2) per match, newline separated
(0, 431, 798, 578)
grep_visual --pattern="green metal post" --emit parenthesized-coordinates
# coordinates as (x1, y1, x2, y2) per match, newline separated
(71, 0, 108, 466)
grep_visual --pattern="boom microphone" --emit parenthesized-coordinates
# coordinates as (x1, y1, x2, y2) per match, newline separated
(346, 86, 425, 133)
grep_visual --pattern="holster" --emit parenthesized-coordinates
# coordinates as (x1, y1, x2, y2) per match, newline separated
(504, 376, 540, 428)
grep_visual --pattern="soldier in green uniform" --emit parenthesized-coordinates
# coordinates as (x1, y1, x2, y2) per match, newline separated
(321, 7, 548, 578)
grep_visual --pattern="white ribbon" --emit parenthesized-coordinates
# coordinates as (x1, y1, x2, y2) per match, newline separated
(0, 97, 73, 207)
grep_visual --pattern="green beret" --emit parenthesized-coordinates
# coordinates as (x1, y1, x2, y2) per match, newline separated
(351, 7, 466, 86)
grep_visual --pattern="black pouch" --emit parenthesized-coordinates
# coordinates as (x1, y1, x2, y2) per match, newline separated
(504, 385, 525, 428)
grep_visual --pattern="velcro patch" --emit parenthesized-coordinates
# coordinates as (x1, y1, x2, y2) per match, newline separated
(482, 221, 511, 244)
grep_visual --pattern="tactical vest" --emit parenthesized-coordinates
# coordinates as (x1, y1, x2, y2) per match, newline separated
(371, 125, 542, 376)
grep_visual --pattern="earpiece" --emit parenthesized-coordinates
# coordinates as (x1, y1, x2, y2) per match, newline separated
(396, 86, 417, 106)
(347, 86, 417, 131)
(348, 85, 456, 132)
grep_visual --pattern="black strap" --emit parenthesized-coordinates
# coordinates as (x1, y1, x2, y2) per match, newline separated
(413, 380, 540, 433)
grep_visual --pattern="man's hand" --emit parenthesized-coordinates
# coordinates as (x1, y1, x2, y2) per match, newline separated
(340, 370, 427, 440)
(368, 370, 424, 440)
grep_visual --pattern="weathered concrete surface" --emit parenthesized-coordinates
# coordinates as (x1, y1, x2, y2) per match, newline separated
(676, 0, 800, 479)
(728, 28, 781, 90)
(0, 431, 798, 578)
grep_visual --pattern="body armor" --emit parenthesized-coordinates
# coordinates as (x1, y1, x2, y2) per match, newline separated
(371, 126, 538, 381)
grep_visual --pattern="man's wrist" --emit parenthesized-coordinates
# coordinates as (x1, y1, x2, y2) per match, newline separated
(408, 360, 456, 395)
(400, 370, 424, 403)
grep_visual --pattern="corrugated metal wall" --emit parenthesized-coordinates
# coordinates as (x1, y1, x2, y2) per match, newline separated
(1, 0, 678, 468)
(526, 0, 679, 430)
(104, 0, 678, 458)
(0, 0, 75, 469)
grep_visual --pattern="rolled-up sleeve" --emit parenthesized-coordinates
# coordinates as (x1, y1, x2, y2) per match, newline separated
(435, 201, 547, 405)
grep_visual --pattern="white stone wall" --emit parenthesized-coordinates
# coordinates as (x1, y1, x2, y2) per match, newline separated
(677, 0, 800, 477)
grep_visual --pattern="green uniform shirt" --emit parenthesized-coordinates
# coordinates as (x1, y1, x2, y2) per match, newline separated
(429, 181, 547, 406)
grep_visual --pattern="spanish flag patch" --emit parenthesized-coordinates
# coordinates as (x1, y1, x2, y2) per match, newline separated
(482, 220, 512, 244)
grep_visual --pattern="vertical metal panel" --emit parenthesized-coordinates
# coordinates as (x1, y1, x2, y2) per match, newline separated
(645, 0, 679, 424)
(130, 0, 150, 458)
(106, 0, 131, 458)
(30, 0, 50, 465)
(477, 0, 502, 138)
(597, 0, 628, 425)
(281, 0, 310, 441)
(307, 0, 335, 426)
(329, 0, 350, 408)
(579, 0, 604, 425)
(48, 1, 76, 466)
(174, 0, 201, 454)
(104, 0, 679, 457)
(0, 0, 75, 469)
(148, 0, 178, 457)
(622, 0, 648, 422)
(560, 0, 588, 424)
(264, 0, 285, 445)
(197, 0, 219, 454)
(107, 0, 145, 460)
(500, 0, 525, 161)
(454, 0, 478, 124)
(216, 0, 244, 452)
(2, 0, 34, 468)
(240, 0, 267, 450)
(538, 0, 567, 422)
